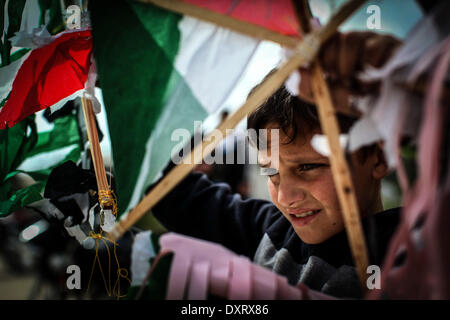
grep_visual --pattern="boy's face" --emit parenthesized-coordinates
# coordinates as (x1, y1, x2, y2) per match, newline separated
(259, 123, 385, 244)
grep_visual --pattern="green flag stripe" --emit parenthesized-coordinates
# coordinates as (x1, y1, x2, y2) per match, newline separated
(91, 0, 260, 216)
(25, 113, 80, 158)
(1, 0, 26, 66)
(0, 179, 44, 215)
(0, 1, 81, 217)
(0, 116, 36, 183)
(90, 0, 186, 214)
(125, 74, 207, 213)
(38, 0, 64, 34)
(0, 115, 37, 217)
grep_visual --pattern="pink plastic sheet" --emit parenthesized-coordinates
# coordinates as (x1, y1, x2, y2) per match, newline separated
(158, 232, 334, 300)
(368, 38, 450, 300)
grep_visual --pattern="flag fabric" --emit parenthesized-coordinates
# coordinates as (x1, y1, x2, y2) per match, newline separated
(0, 110, 82, 217)
(36, 0, 66, 35)
(180, 0, 301, 36)
(0, 0, 85, 130)
(0, 0, 60, 103)
(0, 115, 38, 216)
(0, 0, 27, 67)
(90, 0, 261, 215)
(0, 0, 83, 217)
(16, 109, 82, 175)
(0, 29, 93, 130)
(0, 0, 64, 67)
(0, 48, 30, 103)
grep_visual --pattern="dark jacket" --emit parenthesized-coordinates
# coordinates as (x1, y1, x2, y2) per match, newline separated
(153, 172, 400, 298)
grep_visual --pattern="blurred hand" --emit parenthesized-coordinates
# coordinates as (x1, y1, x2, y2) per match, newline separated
(298, 31, 402, 115)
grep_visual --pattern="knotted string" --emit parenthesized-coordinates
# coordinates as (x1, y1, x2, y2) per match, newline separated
(98, 189, 118, 217)
(85, 189, 130, 299)
(85, 231, 131, 299)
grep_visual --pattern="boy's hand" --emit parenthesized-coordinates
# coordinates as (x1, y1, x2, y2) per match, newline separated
(298, 31, 402, 115)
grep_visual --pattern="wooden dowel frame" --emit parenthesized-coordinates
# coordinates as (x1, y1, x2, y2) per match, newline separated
(136, 0, 300, 49)
(292, 0, 369, 290)
(81, 97, 109, 193)
(311, 62, 369, 289)
(108, 48, 313, 240)
(108, 0, 366, 242)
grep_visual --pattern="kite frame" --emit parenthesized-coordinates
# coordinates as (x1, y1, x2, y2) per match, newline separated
(95, 0, 371, 289)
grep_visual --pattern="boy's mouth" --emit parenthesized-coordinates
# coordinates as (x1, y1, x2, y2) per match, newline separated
(290, 209, 320, 218)
(287, 209, 321, 226)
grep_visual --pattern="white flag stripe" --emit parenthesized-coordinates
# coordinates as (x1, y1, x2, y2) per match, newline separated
(122, 16, 261, 214)
(0, 50, 31, 101)
(174, 16, 260, 114)
(1, 0, 10, 47)
(19, 0, 41, 34)
(17, 144, 79, 172)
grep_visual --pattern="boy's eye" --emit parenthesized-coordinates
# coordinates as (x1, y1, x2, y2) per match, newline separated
(298, 163, 326, 172)
(260, 167, 278, 176)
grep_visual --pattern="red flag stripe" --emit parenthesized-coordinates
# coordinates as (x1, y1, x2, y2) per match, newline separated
(0, 29, 93, 129)
(180, 0, 300, 37)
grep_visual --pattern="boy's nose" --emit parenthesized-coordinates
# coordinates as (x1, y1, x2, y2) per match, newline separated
(277, 176, 306, 208)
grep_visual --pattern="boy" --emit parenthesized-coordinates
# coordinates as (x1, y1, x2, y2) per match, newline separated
(150, 30, 405, 298)
(152, 89, 399, 299)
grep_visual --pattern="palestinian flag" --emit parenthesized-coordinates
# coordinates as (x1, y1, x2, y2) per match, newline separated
(0, 109, 82, 217)
(0, 0, 65, 67)
(1, 0, 64, 104)
(0, 28, 93, 129)
(0, 0, 91, 131)
(179, 0, 300, 36)
(90, 0, 262, 215)
(0, 0, 84, 216)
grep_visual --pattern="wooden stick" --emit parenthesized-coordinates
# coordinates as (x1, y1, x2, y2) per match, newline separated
(108, 0, 366, 241)
(291, 0, 314, 34)
(81, 97, 109, 193)
(311, 64, 369, 288)
(137, 0, 300, 49)
(292, 0, 369, 289)
(108, 50, 311, 241)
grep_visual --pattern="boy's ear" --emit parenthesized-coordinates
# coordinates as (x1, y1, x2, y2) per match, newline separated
(372, 143, 389, 180)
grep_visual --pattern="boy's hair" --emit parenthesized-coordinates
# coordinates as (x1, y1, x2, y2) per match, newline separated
(247, 85, 376, 162)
